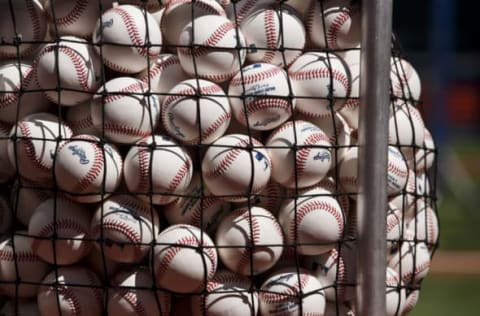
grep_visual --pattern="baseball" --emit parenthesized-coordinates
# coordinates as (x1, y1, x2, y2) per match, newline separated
(65, 101, 99, 136)
(53, 134, 123, 203)
(266, 120, 332, 189)
(152, 224, 218, 293)
(339, 53, 361, 130)
(201, 133, 271, 202)
(118, 0, 163, 12)
(216, 206, 284, 275)
(406, 202, 439, 252)
(0, 231, 50, 298)
(306, 0, 361, 49)
(124, 135, 194, 205)
(388, 170, 418, 219)
(390, 57, 422, 101)
(240, 5, 305, 66)
(228, 63, 295, 131)
(259, 267, 326, 316)
(0, 0, 47, 58)
(108, 267, 171, 315)
(325, 302, 355, 316)
(0, 61, 50, 124)
(85, 246, 123, 279)
(162, 79, 232, 144)
(386, 204, 403, 256)
(163, 173, 229, 234)
(91, 77, 161, 144)
(45, 0, 115, 38)
(386, 267, 407, 316)
(7, 112, 73, 183)
(234, 180, 285, 216)
(37, 266, 104, 316)
(0, 123, 15, 183)
(91, 194, 160, 263)
(9, 179, 52, 227)
(403, 290, 420, 315)
(29, 197, 92, 265)
(313, 176, 351, 219)
(278, 186, 345, 255)
(225, 0, 276, 25)
(93, 4, 162, 73)
(303, 242, 357, 302)
(138, 53, 189, 104)
(177, 15, 246, 82)
(191, 269, 259, 316)
(411, 126, 435, 173)
(35, 36, 102, 106)
(288, 52, 351, 118)
(161, 0, 226, 47)
(389, 101, 425, 160)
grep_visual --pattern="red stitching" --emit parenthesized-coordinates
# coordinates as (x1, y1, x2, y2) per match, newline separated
(84, 268, 103, 308)
(68, 114, 93, 134)
(393, 61, 414, 97)
(177, 21, 234, 58)
(206, 271, 249, 293)
(117, 289, 148, 316)
(74, 142, 103, 193)
(386, 210, 401, 234)
(25, 0, 43, 56)
(305, 0, 316, 44)
(0, 250, 39, 262)
(187, 111, 232, 144)
(135, 142, 151, 193)
(260, 273, 309, 304)
(167, 0, 225, 17)
(102, 123, 151, 139)
(31, 217, 89, 253)
(141, 55, 181, 83)
(54, 1, 88, 27)
(162, 84, 224, 111)
(93, 220, 142, 258)
(238, 98, 291, 126)
(165, 160, 191, 195)
(232, 0, 257, 24)
(0, 64, 34, 107)
(402, 257, 430, 283)
(289, 68, 350, 94)
(235, 208, 262, 273)
(330, 248, 347, 300)
(262, 8, 277, 64)
(103, 58, 134, 74)
(230, 66, 281, 86)
(155, 236, 202, 276)
(327, 11, 351, 48)
(387, 161, 408, 179)
(185, 198, 218, 227)
(204, 137, 250, 178)
(17, 121, 51, 171)
(110, 7, 151, 58)
(103, 81, 146, 104)
(55, 285, 82, 316)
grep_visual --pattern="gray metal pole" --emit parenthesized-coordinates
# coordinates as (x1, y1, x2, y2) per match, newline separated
(356, 0, 393, 315)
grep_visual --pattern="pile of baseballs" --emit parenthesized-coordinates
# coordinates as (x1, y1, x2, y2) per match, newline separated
(0, 0, 437, 315)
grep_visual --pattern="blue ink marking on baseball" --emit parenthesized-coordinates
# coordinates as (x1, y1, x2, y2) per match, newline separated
(314, 151, 331, 162)
(255, 152, 269, 170)
(68, 145, 89, 165)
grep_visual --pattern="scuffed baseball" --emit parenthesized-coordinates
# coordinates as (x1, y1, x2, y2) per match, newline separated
(124, 135, 194, 205)
(93, 4, 162, 73)
(162, 79, 232, 144)
(177, 15, 246, 82)
(54, 134, 123, 203)
(0, 231, 49, 298)
(266, 120, 332, 189)
(289, 52, 351, 118)
(29, 197, 92, 265)
(240, 5, 305, 66)
(191, 269, 258, 316)
(216, 206, 284, 275)
(152, 224, 218, 293)
(202, 134, 271, 202)
(7, 113, 73, 183)
(91, 194, 160, 263)
(228, 63, 295, 131)
(35, 36, 102, 106)
(91, 77, 161, 144)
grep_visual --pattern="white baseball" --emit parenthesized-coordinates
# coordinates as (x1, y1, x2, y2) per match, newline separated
(0, 231, 49, 298)
(325, 302, 355, 316)
(37, 266, 104, 316)
(386, 267, 407, 316)
(93, 4, 162, 73)
(388, 231, 431, 285)
(386, 204, 403, 256)
(7, 113, 73, 183)
(161, 0, 226, 46)
(0, 61, 50, 124)
(225, 0, 276, 25)
(162, 79, 232, 144)
(65, 101, 99, 136)
(228, 63, 295, 131)
(313, 176, 351, 219)
(388, 169, 417, 219)
(191, 269, 259, 316)
(91, 194, 160, 263)
(164, 173, 229, 234)
(240, 5, 305, 66)
(389, 101, 425, 160)
(124, 135, 193, 205)
(406, 202, 439, 253)
(0, 299, 41, 315)
(138, 53, 189, 104)
(234, 180, 285, 216)
(29, 197, 92, 265)
(339, 55, 360, 130)
(152, 224, 218, 293)
(410, 126, 435, 173)
(118, 0, 163, 12)
(390, 57, 422, 101)
(9, 179, 52, 226)
(0, 123, 15, 183)
(216, 206, 284, 275)
(177, 15, 246, 82)
(303, 242, 357, 302)
(91, 77, 161, 144)
(54, 134, 123, 203)
(266, 120, 332, 189)
(45, 0, 115, 38)
(35, 36, 102, 106)
(108, 267, 171, 315)
(403, 290, 420, 315)
(259, 267, 326, 316)
(201, 133, 271, 202)
(0, 0, 47, 58)
(339, 146, 409, 199)
(278, 186, 345, 255)
(306, 0, 361, 49)
(289, 52, 351, 118)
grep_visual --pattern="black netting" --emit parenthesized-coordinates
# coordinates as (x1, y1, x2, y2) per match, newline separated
(0, 0, 438, 315)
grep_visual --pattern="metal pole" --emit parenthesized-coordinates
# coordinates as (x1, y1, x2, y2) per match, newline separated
(356, 0, 393, 315)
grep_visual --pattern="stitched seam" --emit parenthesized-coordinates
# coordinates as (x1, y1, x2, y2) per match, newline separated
(230, 67, 281, 86)
(17, 121, 51, 171)
(26, 0, 43, 43)
(85, 269, 103, 307)
(31, 218, 88, 252)
(73, 142, 103, 193)
(327, 10, 350, 48)
(111, 7, 150, 57)
(238, 98, 291, 126)
(55, 285, 82, 316)
(54, 1, 88, 27)
(164, 160, 191, 195)
(204, 138, 253, 178)
(187, 111, 232, 144)
(289, 68, 350, 93)
(103, 81, 145, 104)
(0, 250, 39, 262)
(136, 143, 150, 193)
(236, 209, 261, 273)
(262, 8, 277, 64)
(118, 288, 148, 316)
(0, 65, 34, 106)
(102, 123, 151, 138)
(142, 56, 181, 82)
